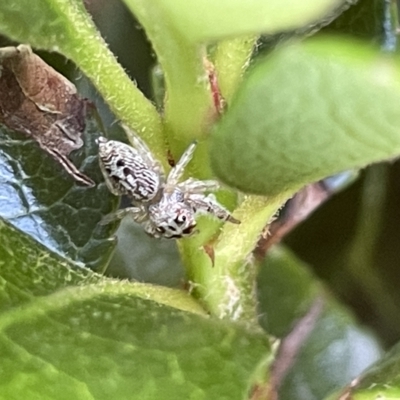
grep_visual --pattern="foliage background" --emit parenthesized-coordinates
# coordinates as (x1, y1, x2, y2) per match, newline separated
(1, 0, 400, 399)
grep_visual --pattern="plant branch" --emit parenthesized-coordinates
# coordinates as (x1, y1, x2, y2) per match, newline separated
(213, 35, 257, 104)
(181, 192, 293, 324)
(122, 0, 213, 161)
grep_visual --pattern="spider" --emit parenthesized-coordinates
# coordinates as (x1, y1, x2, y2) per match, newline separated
(97, 125, 240, 239)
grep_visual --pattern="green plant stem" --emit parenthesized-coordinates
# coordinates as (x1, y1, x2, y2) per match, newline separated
(180, 192, 292, 325)
(122, 2, 294, 326)
(65, 40, 165, 160)
(122, 0, 213, 160)
(213, 36, 257, 103)
(345, 165, 400, 327)
(174, 35, 270, 325)
(60, 7, 165, 162)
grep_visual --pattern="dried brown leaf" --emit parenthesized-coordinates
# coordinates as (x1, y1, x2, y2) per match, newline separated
(0, 44, 94, 186)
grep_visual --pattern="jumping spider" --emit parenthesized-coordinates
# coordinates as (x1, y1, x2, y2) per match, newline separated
(97, 125, 240, 239)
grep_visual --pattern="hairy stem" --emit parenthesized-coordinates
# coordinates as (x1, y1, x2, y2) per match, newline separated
(180, 192, 292, 325)
(213, 35, 257, 103)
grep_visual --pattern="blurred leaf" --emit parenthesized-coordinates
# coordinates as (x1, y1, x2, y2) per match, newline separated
(211, 37, 400, 195)
(106, 218, 184, 287)
(124, 0, 352, 43)
(257, 247, 318, 337)
(279, 305, 382, 400)
(0, 108, 118, 271)
(335, 341, 400, 399)
(258, 246, 382, 400)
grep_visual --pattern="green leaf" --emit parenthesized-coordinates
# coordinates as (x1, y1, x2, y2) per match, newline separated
(0, 109, 118, 272)
(257, 247, 318, 337)
(0, 172, 269, 399)
(0, 206, 270, 399)
(0, 286, 270, 400)
(0, 218, 100, 313)
(258, 246, 382, 400)
(211, 37, 400, 195)
(0, 212, 205, 314)
(0, 0, 164, 161)
(125, 0, 350, 43)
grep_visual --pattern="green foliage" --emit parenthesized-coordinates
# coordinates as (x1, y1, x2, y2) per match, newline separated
(211, 38, 400, 195)
(0, 0, 400, 399)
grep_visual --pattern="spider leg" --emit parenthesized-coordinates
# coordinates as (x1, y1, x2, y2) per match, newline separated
(100, 206, 147, 225)
(166, 141, 197, 187)
(143, 220, 159, 238)
(178, 178, 220, 194)
(186, 193, 240, 224)
(121, 124, 164, 179)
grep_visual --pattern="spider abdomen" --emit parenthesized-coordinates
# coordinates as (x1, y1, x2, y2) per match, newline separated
(98, 137, 160, 202)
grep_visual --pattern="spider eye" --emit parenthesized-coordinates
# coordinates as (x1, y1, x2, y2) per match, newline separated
(182, 226, 194, 235)
(174, 214, 187, 225)
(123, 167, 131, 176)
(116, 159, 125, 167)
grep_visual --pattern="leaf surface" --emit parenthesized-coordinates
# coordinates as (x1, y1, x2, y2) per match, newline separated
(0, 206, 270, 400)
(211, 38, 400, 195)
(0, 109, 119, 271)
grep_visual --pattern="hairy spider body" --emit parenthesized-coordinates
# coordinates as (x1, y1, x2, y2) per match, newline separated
(148, 189, 197, 238)
(97, 127, 240, 239)
(97, 133, 162, 202)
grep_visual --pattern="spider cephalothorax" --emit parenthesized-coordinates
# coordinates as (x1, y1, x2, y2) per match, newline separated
(148, 191, 197, 238)
(97, 126, 240, 239)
